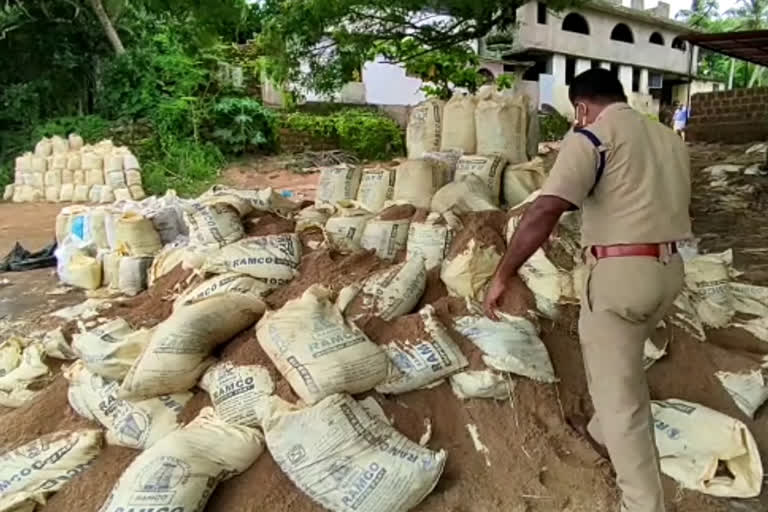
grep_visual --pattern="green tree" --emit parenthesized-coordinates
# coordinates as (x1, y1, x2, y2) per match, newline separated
(257, 0, 579, 95)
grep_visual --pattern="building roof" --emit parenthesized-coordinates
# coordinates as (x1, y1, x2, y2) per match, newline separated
(683, 30, 768, 67)
(583, 0, 695, 33)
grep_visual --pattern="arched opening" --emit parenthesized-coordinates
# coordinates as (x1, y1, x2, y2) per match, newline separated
(477, 68, 495, 84)
(562, 13, 590, 35)
(672, 37, 687, 51)
(610, 23, 634, 43)
(649, 32, 665, 45)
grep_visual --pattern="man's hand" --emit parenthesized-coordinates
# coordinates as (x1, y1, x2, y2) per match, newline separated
(483, 274, 508, 321)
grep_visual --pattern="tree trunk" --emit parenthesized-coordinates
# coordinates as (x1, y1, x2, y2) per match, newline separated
(728, 58, 736, 89)
(748, 66, 763, 87)
(87, 0, 125, 55)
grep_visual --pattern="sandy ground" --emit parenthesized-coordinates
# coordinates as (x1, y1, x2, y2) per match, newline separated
(0, 144, 767, 512)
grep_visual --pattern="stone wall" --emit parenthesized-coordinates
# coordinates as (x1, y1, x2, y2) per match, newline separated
(688, 88, 768, 143)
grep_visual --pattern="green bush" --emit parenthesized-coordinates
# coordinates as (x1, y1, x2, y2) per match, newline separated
(31, 116, 112, 143)
(539, 112, 571, 141)
(140, 137, 225, 198)
(279, 109, 404, 160)
(0, 164, 12, 193)
(211, 97, 277, 154)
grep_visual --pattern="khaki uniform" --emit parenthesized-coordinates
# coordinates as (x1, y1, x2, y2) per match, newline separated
(541, 103, 692, 512)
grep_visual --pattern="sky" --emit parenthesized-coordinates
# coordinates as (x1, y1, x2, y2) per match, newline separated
(631, 0, 740, 18)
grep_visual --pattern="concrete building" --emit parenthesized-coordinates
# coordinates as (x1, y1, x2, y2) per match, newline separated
(496, 0, 722, 117)
(263, 1, 723, 117)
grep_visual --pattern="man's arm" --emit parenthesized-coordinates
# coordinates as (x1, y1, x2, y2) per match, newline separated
(482, 195, 574, 320)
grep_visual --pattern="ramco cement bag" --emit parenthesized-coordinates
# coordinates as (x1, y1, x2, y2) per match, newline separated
(450, 370, 513, 400)
(715, 369, 768, 419)
(115, 212, 162, 256)
(475, 90, 528, 164)
(202, 233, 301, 287)
(0, 430, 102, 512)
(519, 249, 575, 319)
(356, 167, 396, 212)
(66, 361, 191, 450)
(684, 251, 734, 328)
(431, 174, 498, 214)
(453, 311, 556, 383)
(406, 213, 456, 270)
(256, 285, 388, 404)
(376, 306, 468, 394)
(119, 292, 265, 399)
(265, 393, 446, 512)
(360, 215, 410, 260)
(455, 155, 507, 204)
(730, 282, 768, 317)
(184, 202, 244, 248)
(668, 290, 707, 342)
(503, 158, 547, 208)
(200, 362, 275, 428)
(324, 204, 373, 252)
(393, 159, 445, 209)
(441, 94, 476, 154)
(98, 407, 263, 512)
(174, 273, 271, 310)
(341, 256, 427, 321)
(441, 239, 501, 300)
(296, 204, 334, 232)
(407, 99, 445, 159)
(652, 399, 763, 498)
(0, 344, 49, 395)
(315, 164, 362, 207)
(72, 318, 151, 380)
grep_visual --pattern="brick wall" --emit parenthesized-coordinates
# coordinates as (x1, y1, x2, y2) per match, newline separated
(278, 127, 339, 153)
(688, 88, 768, 143)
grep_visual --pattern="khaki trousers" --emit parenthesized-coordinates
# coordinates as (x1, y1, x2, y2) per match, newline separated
(579, 252, 684, 512)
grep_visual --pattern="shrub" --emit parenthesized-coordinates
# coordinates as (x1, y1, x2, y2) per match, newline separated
(279, 109, 404, 160)
(31, 116, 112, 143)
(139, 137, 225, 197)
(210, 97, 277, 154)
(539, 112, 571, 141)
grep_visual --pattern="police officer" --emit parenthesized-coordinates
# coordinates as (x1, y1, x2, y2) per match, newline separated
(484, 68, 691, 512)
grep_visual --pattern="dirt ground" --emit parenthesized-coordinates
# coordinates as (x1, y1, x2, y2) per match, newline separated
(1, 144, 768, 512)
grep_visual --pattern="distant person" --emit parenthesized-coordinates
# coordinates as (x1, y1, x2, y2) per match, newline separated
(673, 103, 689, 140)
(484, 68, 691, 512)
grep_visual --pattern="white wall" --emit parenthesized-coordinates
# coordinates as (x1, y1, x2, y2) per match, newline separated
(362, 58, 426, 106)
(515, 2, 696, 75)
(672, 80, 719, 106)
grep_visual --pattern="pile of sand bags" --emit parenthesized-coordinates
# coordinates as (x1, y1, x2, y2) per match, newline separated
(5, 134, 148, 204)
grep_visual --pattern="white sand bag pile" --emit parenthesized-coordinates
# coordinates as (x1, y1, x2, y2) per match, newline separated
(652, 399, 763, 498)
(0, 430, 102, 512)
(256, 285, 388, 404)
(265, 393, 446, 512)
(98, 407, 263, 512)
(66, 361, 191, 449)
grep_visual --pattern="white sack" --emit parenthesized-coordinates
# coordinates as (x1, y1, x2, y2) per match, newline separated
(455, 155, 507, 204)
(324, 205, 372, 252)
(393, 159, 445, 209)
(406, 213, 456, 270)
(652, 399, 763, 498)
(407, 99, 445, 159)
(118, 256, 153, 296)
(376, 306, 468, 394)
(98, 407, 263, 512)
(356, 167, 396, 212)
(441, 239, 501, 300)
(66, 361, 191, 449)
(441, 94, 476, 154)
(72, 318, 150, 380)
(0, 344, 49, 393)
(119, 293, 265, 399)
(730, 282, 768, 317)
(202, 233, 301, 287)
(453, 311, 556, 383)
(431, 174, 498, 214)
(200, 362, 275, 428)
(0, 430, 102, 512)
(519, 249, 574, 319)
(715, 370, 768, 419)
(115, 212, 162, 256)
(503, 158, 547, 207)
(315, 164, 362, 207)
(265, 393, 446, 512)
(256, 285, 388, 405)
(174, 273, 271, 310)
(475, 91, 528, 164)
(360, 216, 410, 260)
(450, 370, 512, 400)
(185, 202, 244, 248)
(684, 251, 734, 328)
(68, 133, 84, 150)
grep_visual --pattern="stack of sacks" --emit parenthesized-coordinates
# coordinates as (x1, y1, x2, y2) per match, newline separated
(4, 134, 148, 203)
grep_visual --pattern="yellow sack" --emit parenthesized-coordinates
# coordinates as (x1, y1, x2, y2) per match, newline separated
(115, 212, 162, 256)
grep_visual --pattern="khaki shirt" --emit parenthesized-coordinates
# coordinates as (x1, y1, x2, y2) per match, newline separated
(541, 103, 692, 246)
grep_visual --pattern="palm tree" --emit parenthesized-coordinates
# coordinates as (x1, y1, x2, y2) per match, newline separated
(726, 0, 768, 86)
